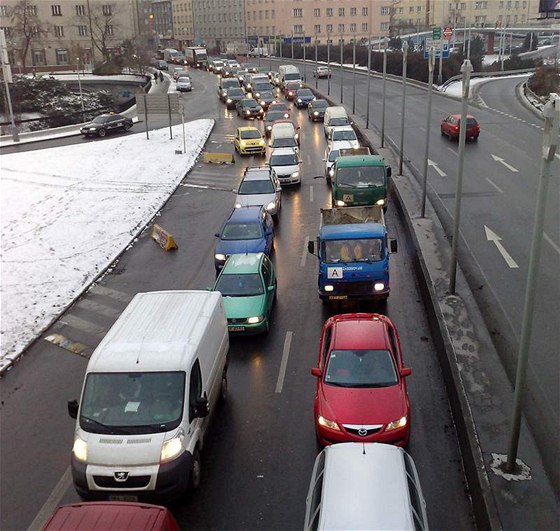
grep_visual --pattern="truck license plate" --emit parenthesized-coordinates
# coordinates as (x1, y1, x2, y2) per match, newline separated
(109, 495, 138, 502)
(329, 295, 348, 300)
(229, 326, 245, 332)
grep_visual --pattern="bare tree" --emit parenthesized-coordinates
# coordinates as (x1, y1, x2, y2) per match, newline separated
(76, 2, 122, 63)
(9, 0, 50, 67)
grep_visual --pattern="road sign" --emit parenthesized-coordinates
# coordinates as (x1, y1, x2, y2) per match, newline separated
(283, 36, 312, 44)
(433, 27, 442, 39)
(424, 39, 450, 60)
(443, 26, 453, 39)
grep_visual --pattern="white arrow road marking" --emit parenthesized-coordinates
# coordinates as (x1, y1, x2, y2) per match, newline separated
(484, 226, 519, 268)
(491, 154, 519, 173)
(276, 331, 294, 393)
(428, 159, 447, 177)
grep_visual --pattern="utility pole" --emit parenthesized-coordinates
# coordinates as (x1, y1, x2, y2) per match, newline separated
(352, 38, 356, 114)
(327, 32, 331, 95)
(0, 29, 18, 142)
(421, 47, 435, 217)
(366, 35, 372, 129)
(398, 41, 408, 175)
(315, 33, 318, 89)
(340, 36, 344, 103)
(381, 37, 388, 147)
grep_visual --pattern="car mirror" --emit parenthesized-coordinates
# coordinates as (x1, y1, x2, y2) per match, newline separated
(68, 399, 79, 419)
(214, 232, 220, 238)
(192, 394, 209, 418)
(307, 240, 315, 254)
(311, 367, 322, 377)
(390, 239, 398, 253)
(386, 166, 392, 178)
(401, 367, 412, 377)
(322, 158, 327, 162)
(267, 285, 275, 292)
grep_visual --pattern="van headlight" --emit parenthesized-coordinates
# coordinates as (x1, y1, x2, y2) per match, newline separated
(235, 202, 242, 208)
(247, 316, 263, 324)
(376, 199, 386, 206)
(72, 437, 88, 462)
(160, 430, 185, 463)
(215, 253, 226, 261)
(336, 200, 346, 207)
(324, 285, 334, 292)
(328, 168, 334, 177)
(374, 282, 385, 292)
(265, 201, 276, 212)
(318, 415, 341, 431)
(386, 416, 407, 431)
(291, 171, 299, 178)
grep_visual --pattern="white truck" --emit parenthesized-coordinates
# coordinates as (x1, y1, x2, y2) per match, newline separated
(163, 48, 181, 64)
(185, 46, 208, 68)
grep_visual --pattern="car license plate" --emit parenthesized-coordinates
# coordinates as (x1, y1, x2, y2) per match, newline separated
(109, 494, 138, 502)
(329, 295, 348, 300)
(229, 326, 245, 332)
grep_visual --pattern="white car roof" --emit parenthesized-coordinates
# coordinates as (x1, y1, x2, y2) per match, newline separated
(270, 147, 298, 156)
(331, 125, 354, 133)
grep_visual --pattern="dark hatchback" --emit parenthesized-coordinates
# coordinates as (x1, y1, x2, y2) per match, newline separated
(236, 98, 264, 119)
(225, 87, 246, 109)
(81, 113, 133, 138)
(308, 99, 329, 121)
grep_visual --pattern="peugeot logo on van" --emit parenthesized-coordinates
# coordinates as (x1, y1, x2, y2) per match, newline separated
(114, 471, 129, 482)
(358, 428, 368, 437)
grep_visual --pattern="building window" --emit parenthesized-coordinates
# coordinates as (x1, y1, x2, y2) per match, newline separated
(32, 49, 46, 66)
(417, 6, 423, 12)
(0, 26, 12, 38)
(350, 7, 356, 16)
(0, 5, 10, 17)
(52, 5, 62, 16)
(362, 22, 368, 31)
(314, 8, 320, 17)
(55, 48, 69, 64)
(339, 8, 345, 16)
(338, 23, 344, 33)
(461, 2, 466, 9)
(381, 6, 390, 15)
(350, 23, 356, 32)
(294, 24, 303, 33)
(380, 22, 389, 30)
(76, 5, 85, 16)
(293, 8, 302, 17)
(362, 7, 368, 16)
(106, 24, 114, 36)
(409, 6, 414, 13)
(78, 24, 87, 36)
(326, 23, 332, 33)
(326, 8, 333, 16)
(314, 24, 321, 33)
(28, 4, 38, 16)
(30, 26, 39, 37)
(399, 7, 403, 13)
(102, 4, 112, 16)
(54, 25, 64, 37)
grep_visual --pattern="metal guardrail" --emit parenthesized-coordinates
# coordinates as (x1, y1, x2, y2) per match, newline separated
(440, 67, 536, 89)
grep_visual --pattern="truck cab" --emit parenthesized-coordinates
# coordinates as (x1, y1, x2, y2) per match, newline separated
(331, 155, 391, 211)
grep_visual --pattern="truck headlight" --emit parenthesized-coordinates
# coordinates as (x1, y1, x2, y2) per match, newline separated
(72, 437, 88, 462)
(247, 316, 263, 324)
(318, 415, 340, 431)
(324, 285, 334, 292)
(374, 282, 385, 292)
(336, 200, 346, 207)
(215, 253, 226, 261)
(291, 171, 300, 178)
(386, 416, 407, 431)
(265, 201, 276, 212)
(376, 199, 386, 206)
(160, 430, 184, 463)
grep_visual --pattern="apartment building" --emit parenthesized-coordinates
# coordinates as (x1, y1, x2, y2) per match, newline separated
(193, 0, 246, 50)
(0, 0, 137, 67)
(172, 0, 194, 48)
(245, 0, 392, 43)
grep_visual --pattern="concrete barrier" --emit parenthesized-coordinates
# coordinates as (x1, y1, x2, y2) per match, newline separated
(203, 151, 235, 164)
(151, 224, 178, 251)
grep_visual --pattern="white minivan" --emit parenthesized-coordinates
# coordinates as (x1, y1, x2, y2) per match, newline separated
(323, 106, 351, 138)
(68, 290, 229, 502)
(304, 443, 429, 531)
(279, 64, 302, 89)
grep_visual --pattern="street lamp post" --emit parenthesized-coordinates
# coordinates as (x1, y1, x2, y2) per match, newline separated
(76, 57, 85, 123)
(421, 46, 435, 218)
(303, 34, 307, 83)
(340, 36, 344, 103)
(352, 38, 356, 114)
(366, 35, 372, 129)
(381, 37, 388, 148)
(315, 33, 318, 89)
(327, 32, 331, 95)
(398, 41, 408, 175)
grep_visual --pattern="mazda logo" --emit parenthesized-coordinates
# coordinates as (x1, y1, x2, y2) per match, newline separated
(358, 428, 368, 437)
(114, 471, 128, 482)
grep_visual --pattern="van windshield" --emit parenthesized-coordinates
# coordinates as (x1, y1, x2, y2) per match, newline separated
(285, 73, 301, 81)
(80, 372, 185, 434)
(272, 137, 297, 148)
(336, 166, 385, 188)
(329, 117, 349, 127)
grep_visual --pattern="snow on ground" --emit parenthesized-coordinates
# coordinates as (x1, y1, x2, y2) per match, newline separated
(0, 119, 213, 370)
(442, 72, 531, 96)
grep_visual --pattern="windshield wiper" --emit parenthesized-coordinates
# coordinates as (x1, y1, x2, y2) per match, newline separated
(326, 381, 352, 387)
(80, 415, 129, 434)
(352, 383, 393, 388)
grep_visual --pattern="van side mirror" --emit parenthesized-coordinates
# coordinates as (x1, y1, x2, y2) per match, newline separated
(390, 239, 398, 253)
(214, 232, 220, 238)
(311, 367, 322, 377)
(68, 399, 79, 419)
(192, 395, 209, 418)
(308, 240, 315, 254)
(401, 367, 412, 377)
(386, 166, 392, 178)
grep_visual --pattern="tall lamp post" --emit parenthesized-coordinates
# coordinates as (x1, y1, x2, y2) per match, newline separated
(339, 36, 344, 103)
(327, 32, 331, 95)
(314, 33, 318, 89)
(398, 41, 408, 175)
(76, 57, 85, 122)
(352, 37, 356, 114)
(366, 35, 372, 129)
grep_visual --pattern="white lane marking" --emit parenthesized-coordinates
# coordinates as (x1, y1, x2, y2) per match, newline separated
(486, 178, 504, 194)
(310, 185, 314, 203)
(59, 314, 107, 336)
(275, 331, 294, 393)
(447, 147, 458, 156)
(306, 153, 312, 165)
(78, 299, 122, 318)
(301, 236, 309, 267)
(491, 154, 518, 173)
(555, 153, 560, 161)
(419, 126, 426, 132)
(484, 226, 519, 268)
(428, 159, 447, 177)
(544, 233, 560, 256)
(27, 467, 72, 531)
(88, 284, 131, 303)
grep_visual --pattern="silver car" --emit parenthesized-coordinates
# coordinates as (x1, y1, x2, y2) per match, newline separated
(176, 75, 192, 92)
(235, 167, 282, 218)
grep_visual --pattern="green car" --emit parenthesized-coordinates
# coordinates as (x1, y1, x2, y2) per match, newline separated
(213, 253, 277, 334)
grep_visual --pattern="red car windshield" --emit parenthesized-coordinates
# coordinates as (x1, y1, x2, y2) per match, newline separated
(325, 349, 397, 387)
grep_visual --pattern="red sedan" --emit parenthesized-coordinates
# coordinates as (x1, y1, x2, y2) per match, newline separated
(284, 81, 303, 101)
(311, 313, 412, 447)
(440, 113, 480, 141)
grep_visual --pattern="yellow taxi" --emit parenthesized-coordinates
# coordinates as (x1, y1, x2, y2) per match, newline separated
(233, 127, 266, 156)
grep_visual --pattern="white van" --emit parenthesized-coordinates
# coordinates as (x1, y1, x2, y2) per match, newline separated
(304, 443, 429, 531)
(323, 106, 351, 138)
(279, 64, 302, 89)
(270, 121, 300, 152)
(68, 290, 229, 502)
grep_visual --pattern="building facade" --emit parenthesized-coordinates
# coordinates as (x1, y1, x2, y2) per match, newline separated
(192, 0, 246, 50)
(0, 0, 138, 67)
(172, 0, 194, 48)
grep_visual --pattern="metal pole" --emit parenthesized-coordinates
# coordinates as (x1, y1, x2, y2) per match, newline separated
(398, 42, 408, 175)
(315, 33, 318, 89)
(144, 94, 149, 140)
(421, 47, 435, 218)
(181, 104, 186, 154)
(291, 31, 294, 60)
(505, 94, 560, 473)
(77, 59, 85, 122)
(438, 40, 444, 85)
(258, 35, 261, 68)
(0, 29, 18, 142)
(303, 35, 307, 83)
(352, 38, 356, 114)
(366, 36, 372, 129)
(269, 34, 273, 70)
(381, 38, 387, 148)
(327, 33, 331, 95)
(449, 60, 473, 294)
(340, 37, 344, 103)
(168, 94, 173, 139)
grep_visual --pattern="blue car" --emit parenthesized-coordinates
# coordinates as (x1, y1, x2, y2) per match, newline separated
(294, 88, 316, 109)
(214, 206, 274, 271)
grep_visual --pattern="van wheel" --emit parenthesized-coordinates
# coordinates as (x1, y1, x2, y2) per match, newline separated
(220, 373, 228, 402)
(189, 448, 202, 491)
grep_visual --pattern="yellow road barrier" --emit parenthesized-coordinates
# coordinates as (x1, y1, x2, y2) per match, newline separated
(152, 224, 178, 251)
(203, 152, 235, 164)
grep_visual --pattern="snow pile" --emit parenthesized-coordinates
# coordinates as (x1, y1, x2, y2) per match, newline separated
(0, 119, 213, 370)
